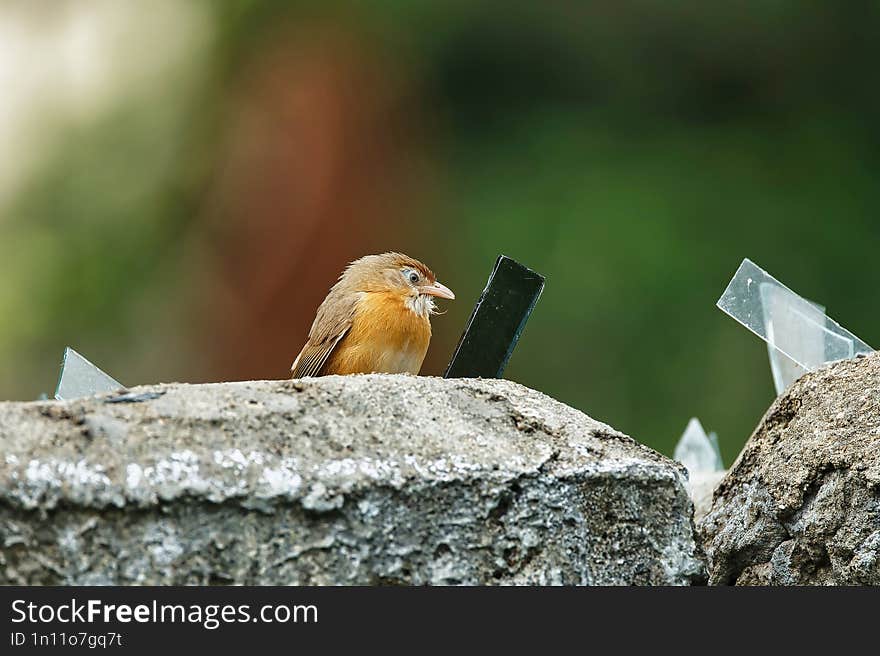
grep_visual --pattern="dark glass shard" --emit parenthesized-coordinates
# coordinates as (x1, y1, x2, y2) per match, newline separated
(104, 390, 165, 404)
(444, 255, 545, 379)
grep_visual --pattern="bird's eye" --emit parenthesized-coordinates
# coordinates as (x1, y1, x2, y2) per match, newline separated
(405, 269, 420, 284)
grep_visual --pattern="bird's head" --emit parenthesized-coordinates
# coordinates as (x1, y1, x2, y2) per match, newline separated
(342, 252, 455, 318)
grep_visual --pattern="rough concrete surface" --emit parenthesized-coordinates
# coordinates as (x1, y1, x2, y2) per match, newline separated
(700, 352, 880, 585)
(0, 375, 705, 585)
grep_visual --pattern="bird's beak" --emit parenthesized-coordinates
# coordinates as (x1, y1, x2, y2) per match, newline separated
(420, 281, 455, 300)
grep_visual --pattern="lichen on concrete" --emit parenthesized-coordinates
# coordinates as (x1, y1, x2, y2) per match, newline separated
(0, 375, 705, 585)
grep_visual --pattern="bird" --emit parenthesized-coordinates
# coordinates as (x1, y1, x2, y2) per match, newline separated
(291, 252, 455, 377)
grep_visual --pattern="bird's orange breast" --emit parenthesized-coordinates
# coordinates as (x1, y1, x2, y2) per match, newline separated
(322, 292, 432, 375)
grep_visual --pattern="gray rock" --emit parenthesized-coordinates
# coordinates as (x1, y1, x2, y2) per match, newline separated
(0, 375, 705, 585)
(699, 352, 880, 585)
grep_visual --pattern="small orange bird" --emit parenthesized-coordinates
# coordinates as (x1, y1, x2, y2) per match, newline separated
(291, 252, 455, 377)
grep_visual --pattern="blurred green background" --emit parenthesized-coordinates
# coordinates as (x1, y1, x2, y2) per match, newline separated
(2, 0, 879, 462)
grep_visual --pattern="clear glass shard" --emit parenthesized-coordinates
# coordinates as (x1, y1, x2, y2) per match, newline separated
(674, 418, 724, 475)
(54, 347, 124, 400)
(717, 259, 873, 386)
(762, 286, 825, 394)
(767, 349, 808, 397)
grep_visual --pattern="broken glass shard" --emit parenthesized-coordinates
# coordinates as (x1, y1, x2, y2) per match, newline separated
(444, 255, 545, 379)
(674, 417, 723, 476)
(717, 259, 873, 391)
(54, 347, 124, 400)
(761, 286, 824, 394)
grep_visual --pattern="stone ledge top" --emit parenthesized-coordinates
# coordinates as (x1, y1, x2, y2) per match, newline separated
(0, 375, 680, 512)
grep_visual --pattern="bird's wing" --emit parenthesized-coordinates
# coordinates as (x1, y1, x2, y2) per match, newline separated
(290, 289, 360, 378)
(290, 328, 349, 378)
